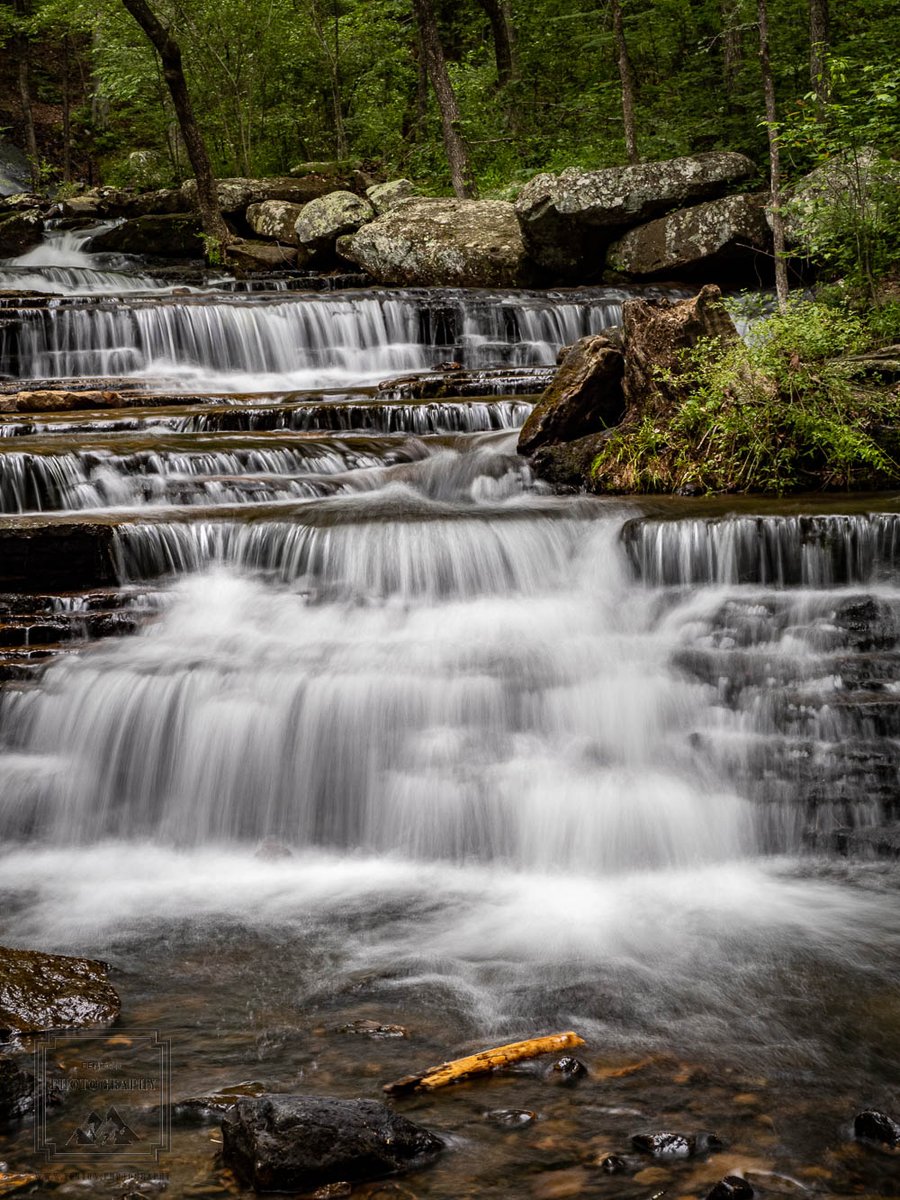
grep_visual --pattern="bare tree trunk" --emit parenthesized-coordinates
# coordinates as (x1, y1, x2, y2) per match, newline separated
(62, 36, 72, 183)
(411, 0, 477, 199)
(758, 0, 789, 310)
(306, 0, 347, 159)
(476, 0, 516, 87)
(611, 0, 639, 164)
(14, 2, 39, 188)
(720, 0, 742, 100)
(120, 0, 231, 254)
(808, 0, 829, 117)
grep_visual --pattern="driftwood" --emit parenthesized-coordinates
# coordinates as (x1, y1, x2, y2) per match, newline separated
(383, 1031, 585, 1096)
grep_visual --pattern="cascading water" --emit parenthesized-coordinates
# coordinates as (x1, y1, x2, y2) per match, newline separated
(0, 226, 896, 1200)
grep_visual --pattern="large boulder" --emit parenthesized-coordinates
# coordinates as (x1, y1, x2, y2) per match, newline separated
(339, 197, 534, 287)
(606, 193, 771, 283)
(294, 190, 374, 256)
(518, 334, 625, 455)
(781, 149, 900, 254)
(180, 176, 340, 215)
(620, 284, 739, 420)
(0, 208, 42, 257)
(515, 152, 757, 275)
(87, 213, 203, 258)
(0, 945, 121, 1035)
(221, 1095, 444, 1192)
(246, 200, 306, 245)
(366, 179, 417, 215)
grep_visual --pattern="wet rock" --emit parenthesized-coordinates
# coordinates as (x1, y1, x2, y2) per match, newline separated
(606, 194, 771, 284)
(13, 389, 122, 413)
(0, 1058, 34, 1124)
(632, 1131, 723, 1158)
(221, 1095, 444, 1192)
(0, 945, 120, 1034)
(378, 365, 552, 400)
(173, 1080, 267, 1122)
(225, 238, 301, 272)
(707, 1177, 754, 1200)
(854, 1108, 900, 1147)
(0, 209, 42, 257)
(338, 197, 534, 288)
(245, 200, 306, 245)
(483, 1108, 536, 1127)
(87, 214, 203, 258)
(515, 152, 756, 275)
(0, 192, 45, 212)
(517, 334, 624, 456)
(295, 191, 374, 257)
(367, 180, 417, 215)
(597, 1154, 627, 1173)
(336, 1019, 406, 1039)
(531, 430, 612, 491)
(548, 1055, 588, 1084)
(181, 176, 338, 215)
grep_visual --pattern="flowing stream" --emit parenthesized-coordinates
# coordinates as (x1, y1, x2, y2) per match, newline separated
(0, 230, 896, 1199)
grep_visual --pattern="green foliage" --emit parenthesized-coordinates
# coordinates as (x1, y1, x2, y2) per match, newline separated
(592, 299, 900, 495)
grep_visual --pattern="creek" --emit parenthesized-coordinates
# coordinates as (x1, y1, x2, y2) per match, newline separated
(0, 228, 896, 1199)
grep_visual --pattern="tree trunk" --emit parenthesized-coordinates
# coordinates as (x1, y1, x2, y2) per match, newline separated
(120, 0, 231, 254)
(62, 36, 72, 184)
(476, 0, 516, 87)
(720, 0, 742, 101)
(14, 2, 39, 189)
(411, 0, 477, 199)
(758, 0, 789, 310)
(611, 0, 639, 164)
(808, 0, 829, 117)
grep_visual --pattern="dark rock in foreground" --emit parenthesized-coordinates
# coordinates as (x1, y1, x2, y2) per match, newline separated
(222, 1095, 444, 1192)
(0, 1058, 34, 1125)
(517, 334, 624, 455)
(88, 214, 203, 259)
(0, 208, 43, 257)
(0, 945, 120, 1035)
(854, 1108, 900, 1147)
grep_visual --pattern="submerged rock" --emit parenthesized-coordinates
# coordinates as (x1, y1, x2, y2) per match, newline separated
(0, 1058, 34, 1125)
(295, 191, 374, 257)
(338, 197, 534, 288)
(606, 193, 771, 284)
(221, 1095, 444, 1192)
(548, 1055, 588, 1084)
(483, 1108, 536, 1127)
(854, 1108, 900, 1147)
(517, 334, 624, 455)
(707, 1177, 754, 1200)
(632, 1131, 724, 1158)
(87, 214, 203, 258)
(515, 152, 756, 275)
(0, 945, 120, 1034)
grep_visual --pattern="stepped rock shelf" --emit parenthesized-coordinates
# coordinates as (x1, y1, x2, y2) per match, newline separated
(0, 218, 896, 1200)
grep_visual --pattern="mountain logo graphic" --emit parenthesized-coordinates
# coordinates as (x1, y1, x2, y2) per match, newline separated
(66, 1107, 143, 1147)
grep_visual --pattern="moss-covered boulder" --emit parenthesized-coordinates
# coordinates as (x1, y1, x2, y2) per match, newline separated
(0, 209, 42, 257)
(246, 200, 306, 245)
(366, 179, 417, 215)
(606, 194, 771, 284)
(181, 176, 339, 215)
(0, 945, 120, 1034)
(339, 197, 534, 287)
(87, 213, 203, 258)
(294, 190, 374, 256)
(515, 152, 757, 276)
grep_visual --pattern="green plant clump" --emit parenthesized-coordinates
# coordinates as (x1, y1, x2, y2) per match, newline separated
(591, 299, 900, 495)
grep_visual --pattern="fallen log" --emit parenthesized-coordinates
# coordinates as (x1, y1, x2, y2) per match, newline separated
(383, 1031, 585, 1096)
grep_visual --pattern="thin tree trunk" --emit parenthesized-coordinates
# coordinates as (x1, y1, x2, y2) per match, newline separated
(720, 0, 742, 101)
(120, 0, 231, 254)
(14, 1, 39, 189)
(808, 0, 829, 117)
(611, 0, 639, 164)
(62, 36, 72, 183)
(476, 0, 516, 87)
(758, 0, 789, 310)
(411, 0, 476, 199)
